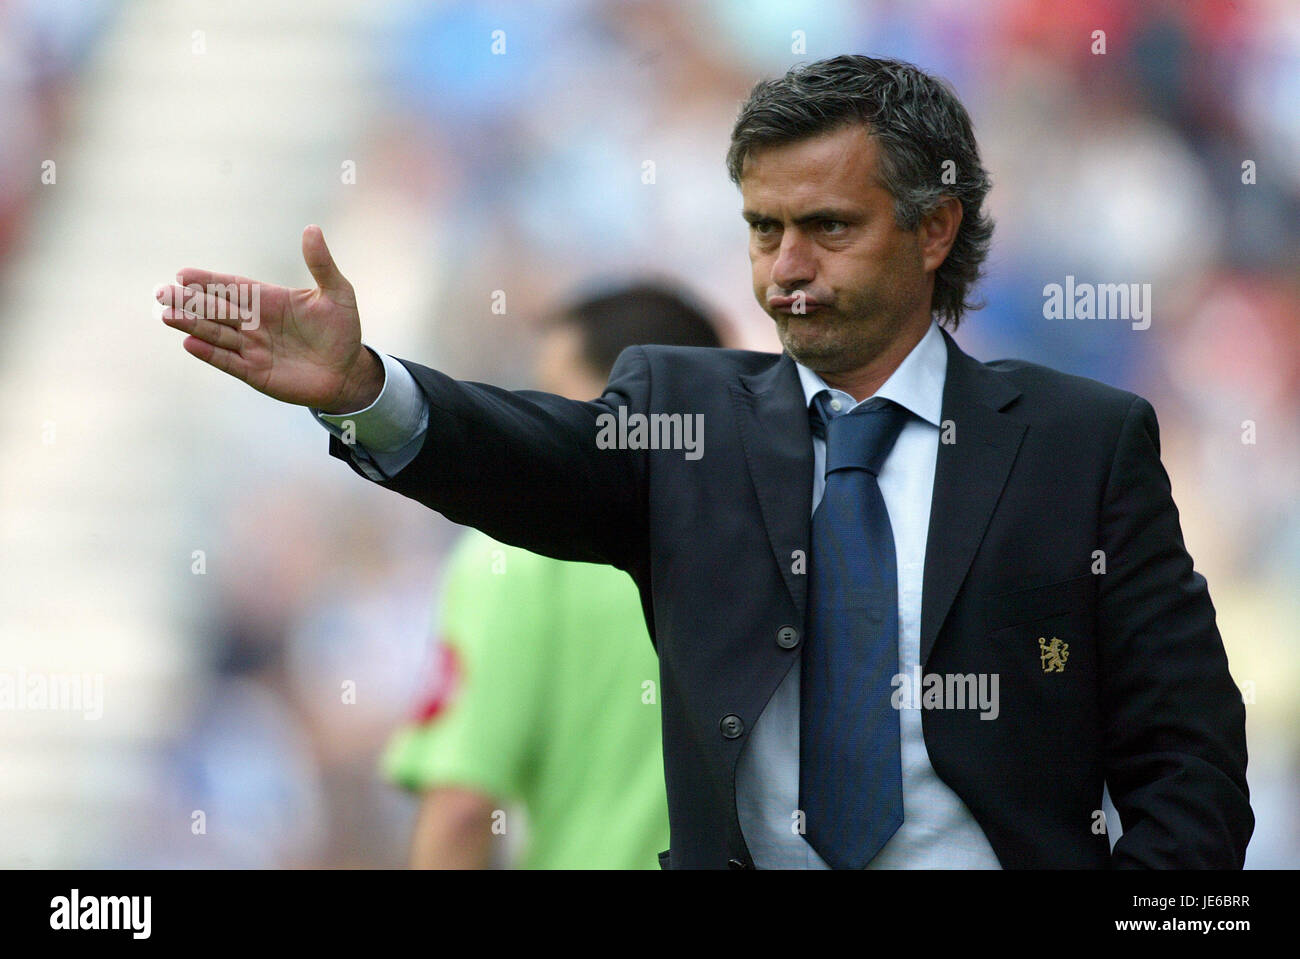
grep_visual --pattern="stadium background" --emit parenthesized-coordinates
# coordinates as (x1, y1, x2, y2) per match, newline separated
(0, 0, 1296, 867)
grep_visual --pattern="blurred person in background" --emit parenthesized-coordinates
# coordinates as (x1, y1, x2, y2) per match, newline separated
(381, 283, 722, 868)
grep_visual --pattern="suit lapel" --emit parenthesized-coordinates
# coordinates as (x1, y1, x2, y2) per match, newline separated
(730, 355, 813, 623)
(920, 329, 1025, 667)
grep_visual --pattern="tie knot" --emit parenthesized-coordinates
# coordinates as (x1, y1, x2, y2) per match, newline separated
(813, 394, 910, 475)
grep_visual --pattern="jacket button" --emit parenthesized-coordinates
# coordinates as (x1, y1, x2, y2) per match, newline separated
(720, 714, 744, 738)
(728, 858, 750, 870)
(776, 625, 800, 649)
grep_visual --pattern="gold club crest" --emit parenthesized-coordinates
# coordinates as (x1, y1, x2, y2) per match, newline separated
(1038, 636, 1069, 673)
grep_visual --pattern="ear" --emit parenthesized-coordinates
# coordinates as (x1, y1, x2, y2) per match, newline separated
(918, 196, 963, 274)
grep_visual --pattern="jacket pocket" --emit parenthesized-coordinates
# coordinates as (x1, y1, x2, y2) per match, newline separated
(983, 573, 1094, 632)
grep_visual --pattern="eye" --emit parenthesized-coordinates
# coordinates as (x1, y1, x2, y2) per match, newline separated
(820, 219, 847, 235)
(751, 221, 777, 236)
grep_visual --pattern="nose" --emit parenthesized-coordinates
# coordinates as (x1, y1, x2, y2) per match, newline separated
(770, 231, 815, 291)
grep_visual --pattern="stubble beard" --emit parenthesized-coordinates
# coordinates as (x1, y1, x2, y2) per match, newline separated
(774, 307, 897, 377)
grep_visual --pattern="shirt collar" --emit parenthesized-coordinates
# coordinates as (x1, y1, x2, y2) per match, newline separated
(793, 319, 947, 428)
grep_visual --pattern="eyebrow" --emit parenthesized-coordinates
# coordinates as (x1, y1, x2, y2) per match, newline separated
(741, 208, 862, 225)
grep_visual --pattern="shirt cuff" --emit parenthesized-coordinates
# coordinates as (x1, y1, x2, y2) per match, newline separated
(310, 346, 429, 480)
(313, 347, 423, 451)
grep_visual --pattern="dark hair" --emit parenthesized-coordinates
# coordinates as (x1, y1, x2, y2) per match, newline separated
(726, 55, 994, 328)
(552, 281, 722, 378)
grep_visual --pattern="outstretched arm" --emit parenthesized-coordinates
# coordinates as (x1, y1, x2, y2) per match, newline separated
(331, 347, 651, 572)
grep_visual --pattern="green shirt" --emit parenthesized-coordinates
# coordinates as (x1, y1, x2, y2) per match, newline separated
(381, 530, 669, 869)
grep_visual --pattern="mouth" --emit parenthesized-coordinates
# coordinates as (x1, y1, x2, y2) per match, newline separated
(768, 295, 827, 314)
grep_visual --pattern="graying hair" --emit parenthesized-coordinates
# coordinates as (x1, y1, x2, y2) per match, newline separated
(726, 55, 994, 328)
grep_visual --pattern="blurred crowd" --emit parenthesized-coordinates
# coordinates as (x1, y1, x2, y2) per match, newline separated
(0, 1, 115, 263)
(1, 0, 1296, 867)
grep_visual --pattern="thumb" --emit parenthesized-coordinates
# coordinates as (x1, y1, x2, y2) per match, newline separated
(301, 224, 350, 295)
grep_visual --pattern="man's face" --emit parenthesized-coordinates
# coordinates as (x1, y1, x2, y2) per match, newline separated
(741, 124, 934, 375)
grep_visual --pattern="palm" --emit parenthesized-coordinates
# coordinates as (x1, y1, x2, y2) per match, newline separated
(246, 283, 359, 406)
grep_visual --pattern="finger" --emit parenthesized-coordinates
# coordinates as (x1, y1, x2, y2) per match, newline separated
(162, 307, 244, 352)
(155, 283, 249, 328)
(181, 335, 250, 382)
(174, 267, 261, 291)
(301, 224, 350, 295)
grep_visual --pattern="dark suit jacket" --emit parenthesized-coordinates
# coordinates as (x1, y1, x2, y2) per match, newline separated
(330, 327, 1252, 868)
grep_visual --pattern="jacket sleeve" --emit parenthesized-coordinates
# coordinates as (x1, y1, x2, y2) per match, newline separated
(1098, 395, 1253, 868)
(328, 345, 651, 574)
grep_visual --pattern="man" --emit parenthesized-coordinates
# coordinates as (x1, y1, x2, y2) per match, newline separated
(380, 285, 719, 869)
(160, 55, 1252, 869)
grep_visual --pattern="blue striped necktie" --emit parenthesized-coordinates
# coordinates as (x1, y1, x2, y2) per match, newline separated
(800, 393, 910, 869)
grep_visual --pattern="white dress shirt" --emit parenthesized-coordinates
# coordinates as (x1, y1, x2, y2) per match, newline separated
(314, 321, 1002, 868)
(734, 319, 1001, 868)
